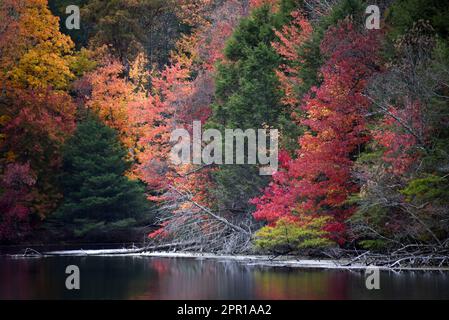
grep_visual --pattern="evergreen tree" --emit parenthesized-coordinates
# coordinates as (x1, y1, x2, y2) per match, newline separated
(211, 5, 284, 129)
(208, 4, 293, 215)
(54, 114, 151, 237)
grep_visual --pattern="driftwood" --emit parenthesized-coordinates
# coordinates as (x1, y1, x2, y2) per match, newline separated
(146, 185, 255, 254)
(332, 244, 449, 269)
(22, 248, 42, 257)
(43, 241, 199, 256)
(169, 186, 250, 236)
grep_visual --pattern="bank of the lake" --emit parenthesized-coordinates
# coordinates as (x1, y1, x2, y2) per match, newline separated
(1, 254, 449, 300)
(8, 248, 449, 272)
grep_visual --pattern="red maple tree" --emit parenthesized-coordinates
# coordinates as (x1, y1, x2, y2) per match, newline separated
(251, 21, 383, 244)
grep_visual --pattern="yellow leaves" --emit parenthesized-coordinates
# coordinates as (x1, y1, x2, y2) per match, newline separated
(129, 52, 150, 91)
(5, 151, 16, 162)
(254, 216, 334, 251)
(299, 133, 320, 152)
(308, 105, 332, 119)
(9, 48, 74, 90)
(174, 0, 213, 28)
(19, 1, 73, 50)
(2, 0, 75, 91)
(0, 115, 10, 126)
(170, 32, 199, 69)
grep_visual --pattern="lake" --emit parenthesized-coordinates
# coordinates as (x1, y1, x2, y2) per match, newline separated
(0, 256, 448, 300)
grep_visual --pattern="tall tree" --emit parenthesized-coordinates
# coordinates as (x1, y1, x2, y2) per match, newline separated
(207, 4, 294, 215)
(0, 0, 76, 241)
(252, 20, 383, 245)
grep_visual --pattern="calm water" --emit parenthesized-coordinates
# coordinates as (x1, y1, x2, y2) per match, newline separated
(0, 256, 448, 300)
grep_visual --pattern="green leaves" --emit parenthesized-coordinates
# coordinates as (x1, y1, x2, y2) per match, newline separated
(212, 5, 284, 130)
(401, 175, 449, 202)
(254, 217, 334, 253)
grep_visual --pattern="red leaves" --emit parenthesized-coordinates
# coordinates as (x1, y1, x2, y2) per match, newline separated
(373, 100, 424, 175)
(0, 163, 36, 241)
(148, 221, 170, 239)
(250, 0, 278, 10)
(273, 10, 313, 108)
(252, 21, 383, 243)
(0, 0, 78, 240)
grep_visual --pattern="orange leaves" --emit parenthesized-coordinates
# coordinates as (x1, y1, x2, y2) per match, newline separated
(274, 11, 312, 63)
(273, 10, 313, 108)
(250, 0, 279, 10)
(0, 0, 77, 154)
(84, 59, 138, 149)
(132, 62, 192, 191)
(134, 1, 246, 204)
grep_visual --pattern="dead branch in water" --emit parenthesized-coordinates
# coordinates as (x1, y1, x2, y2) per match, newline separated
(332, 244, 449, 269)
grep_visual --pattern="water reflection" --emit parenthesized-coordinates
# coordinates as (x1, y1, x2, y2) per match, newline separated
(0, 256, 448, 300)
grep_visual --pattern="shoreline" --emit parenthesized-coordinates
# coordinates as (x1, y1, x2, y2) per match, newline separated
(5, 248, 449, 272)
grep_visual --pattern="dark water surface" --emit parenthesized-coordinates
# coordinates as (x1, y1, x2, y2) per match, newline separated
(0, 256, 448, 300)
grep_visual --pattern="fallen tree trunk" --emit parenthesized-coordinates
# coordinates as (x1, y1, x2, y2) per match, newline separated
(43, 241, 199, 256)
(331, 244, 449, 269)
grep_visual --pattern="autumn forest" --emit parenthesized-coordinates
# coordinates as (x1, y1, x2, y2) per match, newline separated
(1, 0, 449, 266)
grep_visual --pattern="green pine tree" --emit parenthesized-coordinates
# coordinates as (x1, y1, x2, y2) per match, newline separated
(211, 5, 284, 130)
(54, 114, 151, 238)
(207, 4, 295, 215)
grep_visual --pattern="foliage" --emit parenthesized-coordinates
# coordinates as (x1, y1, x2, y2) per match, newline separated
(0, 0, 76, 242)
(82, 56, 141, 151)
(254, 217, 333, 252)
(206, 4, 294, 216)
(293, 0, 367, 98)
(0, 163, 36, 242)
(211, 5, 285, 129)
(79, 0, 209, 67)
(252, 20, 383, 244)
(401, 175, 449, 203)
(386, 0, 449, 41)
(2, 0, 449, 252)
(351, 0, 449, 246)
(53, 115, 151, 238)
